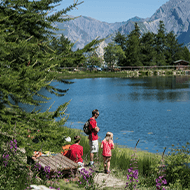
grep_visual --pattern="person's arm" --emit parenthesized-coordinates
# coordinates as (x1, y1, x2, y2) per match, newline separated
(100, 141, 103, 149)
(94, 126, 100, 132)
(111, 141, 114, 149)
(81, 146, 83, 156)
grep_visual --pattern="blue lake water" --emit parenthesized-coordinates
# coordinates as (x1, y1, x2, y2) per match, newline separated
(23, 76, 190, 154)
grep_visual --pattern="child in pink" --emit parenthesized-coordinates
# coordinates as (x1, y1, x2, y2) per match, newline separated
(100, 132, 114, 174)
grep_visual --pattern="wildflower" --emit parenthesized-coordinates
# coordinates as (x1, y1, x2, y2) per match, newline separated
(3, 154, 9, 167)
(162, 179, 167, 184)
(128, 167, 133, 173)
(125, 139, 140, 190)
(155, 148, 167, 190)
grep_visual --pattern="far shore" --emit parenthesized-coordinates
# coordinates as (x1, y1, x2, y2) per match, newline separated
(54, 69, 189, 79)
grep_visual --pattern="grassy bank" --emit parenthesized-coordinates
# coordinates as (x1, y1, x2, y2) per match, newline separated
(53, 128, 190, 190)
(1, 126, 190, 189)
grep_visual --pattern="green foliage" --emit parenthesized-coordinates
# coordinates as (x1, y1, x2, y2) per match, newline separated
(76, 168, 97, 190)
(165, 31, 184, 64)
(50, 35, 77, 67)
(85, 51, 103, 68)
(140, 32, 157, 66)
(0, 0, 102, 154)
(114, 31, 127, 51)
(104, 42, 125, 69)
(125, 23, 142, 66)
(154, 21, 167, 66)
(0, 139, 36, 190)
(165, 142, 190, 188)
(111, 20, 190, 67)
(0, 0, 104, 189)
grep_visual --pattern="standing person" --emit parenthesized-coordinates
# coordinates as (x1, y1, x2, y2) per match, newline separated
(68, 136, 84, 168)
(100, 132, 114, 174)
(87, 109, 100, 167)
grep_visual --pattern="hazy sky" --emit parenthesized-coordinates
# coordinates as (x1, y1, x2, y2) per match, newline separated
(55, 0, 169, 23)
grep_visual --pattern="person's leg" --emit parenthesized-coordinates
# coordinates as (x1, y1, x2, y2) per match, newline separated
(89, 140, 98, 165)
(90, 152, 94, 162)
(88, 140, 95, 166)
(103, 156, 107, 171)
(106, 157, 111, 173)
(107, 160, 110, 172)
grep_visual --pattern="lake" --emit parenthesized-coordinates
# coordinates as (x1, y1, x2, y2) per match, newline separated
(23, 76, 190, 154)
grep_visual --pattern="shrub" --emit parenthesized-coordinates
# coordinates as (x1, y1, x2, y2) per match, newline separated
(164, 142, 190, 188)
(0, 139, 35, 189)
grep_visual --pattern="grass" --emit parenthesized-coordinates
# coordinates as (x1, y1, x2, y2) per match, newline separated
(1, 127, 190, 189)
(51, 129, 190, 189)
(51, 129, 164, 189)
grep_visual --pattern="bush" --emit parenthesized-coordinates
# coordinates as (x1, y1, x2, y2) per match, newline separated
(0, 138, 35, 189)
(165, 142, 190, 188)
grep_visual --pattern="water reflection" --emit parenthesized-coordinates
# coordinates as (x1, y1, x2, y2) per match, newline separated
(128, 76, 190, 89)
(128, 76, 190, 102)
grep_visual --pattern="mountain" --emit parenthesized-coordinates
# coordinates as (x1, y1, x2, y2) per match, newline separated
(55, 0, 190, 54)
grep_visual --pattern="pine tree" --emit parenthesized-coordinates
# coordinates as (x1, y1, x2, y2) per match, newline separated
(180, 46, 190, 62)
(0, 0, 102, 155)
(125, 23, 142, 66)
(155, 20, 167, 66)
(140, 31, 157, 66)
(165, 31, 185, 65)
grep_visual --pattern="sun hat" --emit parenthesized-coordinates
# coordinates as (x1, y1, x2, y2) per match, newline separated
(65, 137, 71, 142)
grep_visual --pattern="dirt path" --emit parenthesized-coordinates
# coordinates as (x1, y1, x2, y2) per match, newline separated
(94, 172, 126, 189)
(30, 167, 127, 190)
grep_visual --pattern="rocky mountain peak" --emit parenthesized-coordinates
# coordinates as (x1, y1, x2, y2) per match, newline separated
(55, 0, 190, 53)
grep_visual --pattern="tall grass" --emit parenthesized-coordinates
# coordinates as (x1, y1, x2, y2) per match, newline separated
(72, 129, 161, 176)
(1, 127, 189, 189)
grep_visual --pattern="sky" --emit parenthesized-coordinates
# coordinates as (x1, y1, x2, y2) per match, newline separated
(55, 0, 169, 23)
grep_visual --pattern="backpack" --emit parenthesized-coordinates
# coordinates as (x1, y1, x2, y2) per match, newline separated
(83, 119, 92, 135)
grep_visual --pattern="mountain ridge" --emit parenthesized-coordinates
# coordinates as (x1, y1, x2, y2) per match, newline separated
(55, 0, 190, 54)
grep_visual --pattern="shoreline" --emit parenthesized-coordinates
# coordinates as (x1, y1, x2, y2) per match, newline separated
(54, 69, 189, 79)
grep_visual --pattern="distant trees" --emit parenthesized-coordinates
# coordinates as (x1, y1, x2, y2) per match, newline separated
(140, 31, 157, 66)
(84, 51, 104, 68)
(104, 42, 126, 69)
(125, 23, 142, 66)
(154, 20, 167, 66)
(110, 21, 190, 67)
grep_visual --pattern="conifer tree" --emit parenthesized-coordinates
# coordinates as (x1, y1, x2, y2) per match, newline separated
(155, 20, 167, 66)
(50, 34, 75, 67)
(0, 0, 102, 155)
(125, 23, 142, 66)
(165, 31, 185, 65)
(180, 46, 190, 62)
(140, 32, 157, 66)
